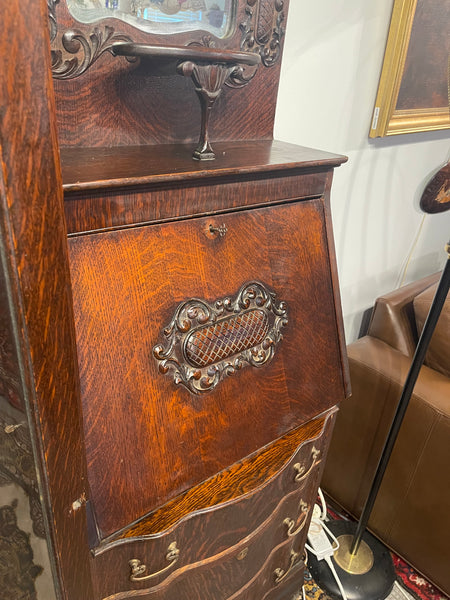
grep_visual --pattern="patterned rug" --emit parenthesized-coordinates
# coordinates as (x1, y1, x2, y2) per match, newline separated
(299, 505, 448, 600)
(302, 559, 448, 600)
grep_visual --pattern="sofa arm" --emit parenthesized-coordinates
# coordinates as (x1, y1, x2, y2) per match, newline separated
(368, 272, 440, 356)
(321, 335, 450, 594)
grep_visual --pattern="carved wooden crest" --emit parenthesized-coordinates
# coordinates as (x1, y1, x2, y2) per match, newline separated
(153, 281, 288, 394)
(48, 0, 285, 79)
(240, 0, 285, 67)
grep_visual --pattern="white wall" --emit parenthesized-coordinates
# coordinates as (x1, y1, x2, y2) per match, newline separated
(275, 0, 450, 342)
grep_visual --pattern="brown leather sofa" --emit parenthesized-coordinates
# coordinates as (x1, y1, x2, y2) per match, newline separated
(321, 272, 450, 595)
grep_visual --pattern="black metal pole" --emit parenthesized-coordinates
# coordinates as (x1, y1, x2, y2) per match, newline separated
(350, 243, 450, 555)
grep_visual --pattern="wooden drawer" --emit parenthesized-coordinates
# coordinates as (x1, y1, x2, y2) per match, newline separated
(90, 412, 334, 599)
(68, 199, 345, 539)
(94, 484, 309, 600)
(228, 545, 305, 600)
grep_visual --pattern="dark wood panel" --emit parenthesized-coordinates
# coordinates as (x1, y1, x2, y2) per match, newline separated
(321, 171, 351, 398)
(0, 204, 55, 598)
(68, 200, 345, 537)
(64, 171, 328, 235)
(62, 141, 347, 236)
(0, 0, 94, 597)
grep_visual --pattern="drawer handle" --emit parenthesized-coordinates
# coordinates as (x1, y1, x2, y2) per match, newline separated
(129, 542, 179, 582)
(283, 500, 309, 537)
(293, 446, 321, 483)
(273, 549, 301, 584)
(209, 223, 228, 237)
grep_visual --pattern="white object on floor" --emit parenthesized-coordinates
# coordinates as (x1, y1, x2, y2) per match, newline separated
(387, 582, 415, 600)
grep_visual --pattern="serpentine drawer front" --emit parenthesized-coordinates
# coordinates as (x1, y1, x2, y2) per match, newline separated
(97, 484, 310, 600)
(89, 411, 334, 599)
(68, 199, 345, 541)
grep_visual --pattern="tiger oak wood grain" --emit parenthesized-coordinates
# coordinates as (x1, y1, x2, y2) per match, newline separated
(105, 412, 334, 543)
(68, 201, 345, 537)
(3, 1, 349, 596)
(92, 464, 322, 600)
(89, 411, 334, 599)
(94, 488, 303, 598)
(0, 0, 94, 597)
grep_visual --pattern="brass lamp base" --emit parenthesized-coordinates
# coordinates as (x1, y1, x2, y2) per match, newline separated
(307, 520, 396, 600)
(333, 535, 373, 574)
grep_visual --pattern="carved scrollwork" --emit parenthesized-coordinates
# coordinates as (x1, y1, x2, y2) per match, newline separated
(48, 0, 59, 43)
(48, 0, 282, 81)
(227, 0, 285, 87)
(48, 0, 132, 79)
(51, 25, 133, 79)
(239, 0, 285, 67)
(153, 281, 288, 395)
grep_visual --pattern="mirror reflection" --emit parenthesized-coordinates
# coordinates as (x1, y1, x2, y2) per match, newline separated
(67, 0, 234, 38)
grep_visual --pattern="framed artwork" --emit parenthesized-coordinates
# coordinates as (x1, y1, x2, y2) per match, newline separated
(369, 0, 450, 138)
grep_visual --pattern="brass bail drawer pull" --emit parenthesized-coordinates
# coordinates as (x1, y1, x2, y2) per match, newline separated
(129, 542, 180, 582)
(273, 549, 301, 584)
(283, 500, 309, 537)
(209, 223, 228, 237)
(293, 446, 320, 483)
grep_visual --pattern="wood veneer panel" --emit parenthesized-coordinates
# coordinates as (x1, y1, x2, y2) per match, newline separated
(68, 200, 345, 538)
(98, 493, 301, 600)
(110, 412, 330, 541)
(0, 0, 94, 597)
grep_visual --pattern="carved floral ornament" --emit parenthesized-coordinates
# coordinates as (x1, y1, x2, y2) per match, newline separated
(153, 281, 288, 395)
(48, 0, 285, 80)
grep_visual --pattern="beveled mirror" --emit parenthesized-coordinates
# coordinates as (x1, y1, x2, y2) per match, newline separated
(66, 0, 235, 38)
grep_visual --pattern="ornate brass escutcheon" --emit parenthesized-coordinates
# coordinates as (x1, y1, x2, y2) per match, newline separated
(153, 281, 288, 395)
(129, 542, 180, 582)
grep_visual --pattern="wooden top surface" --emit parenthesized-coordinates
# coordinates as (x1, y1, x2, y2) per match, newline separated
(61, 140, 347, 192)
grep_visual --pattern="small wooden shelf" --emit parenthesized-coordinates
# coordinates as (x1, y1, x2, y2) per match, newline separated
(61, 140, 347, 192)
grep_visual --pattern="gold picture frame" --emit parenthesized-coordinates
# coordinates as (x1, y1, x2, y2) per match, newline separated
(369, 0, 450, 138)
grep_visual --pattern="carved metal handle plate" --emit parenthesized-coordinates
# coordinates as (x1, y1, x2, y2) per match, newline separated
(153, 281, 288, 395)
(129, 542, 179, 582)
(293, 446, 321, 483)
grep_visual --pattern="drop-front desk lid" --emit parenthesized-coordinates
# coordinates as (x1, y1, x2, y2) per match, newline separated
(63, 139, 348, 542)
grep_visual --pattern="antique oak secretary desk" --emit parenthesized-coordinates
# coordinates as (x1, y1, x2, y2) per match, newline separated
(0, 0, 350, 598)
